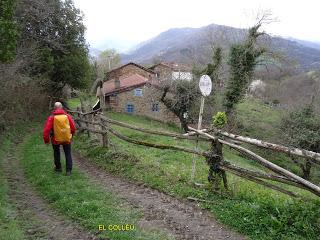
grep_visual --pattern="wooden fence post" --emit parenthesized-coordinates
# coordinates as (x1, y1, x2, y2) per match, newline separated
(100, 115, 108, 148)
(207, 139, 228, 191)
(76, 107, 82, 130)
(85, 114, 91, 138)
(79, 99, 90, 137)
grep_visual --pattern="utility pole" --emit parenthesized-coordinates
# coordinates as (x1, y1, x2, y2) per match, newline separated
(107, 55, 112, 70)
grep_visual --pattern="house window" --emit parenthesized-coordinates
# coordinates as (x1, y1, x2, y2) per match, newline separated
(126, 104, 134, 113)
(152, 103, 159, 112)
(156, 73, 160, 79)
(134, 88, 142, 96)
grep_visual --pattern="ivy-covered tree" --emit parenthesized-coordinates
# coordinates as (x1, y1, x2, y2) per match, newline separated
(205, 46, 224, 114)
(206, 46, 222, 87)
(0, 0, 18, 62)
(224, 23, 266, 114)
(280, 105, 320, 180)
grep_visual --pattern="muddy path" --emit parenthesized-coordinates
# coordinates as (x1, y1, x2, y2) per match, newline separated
(2, 151, 98, 240)
(75, 153, 246, 240)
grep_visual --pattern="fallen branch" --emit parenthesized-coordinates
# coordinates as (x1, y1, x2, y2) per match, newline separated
(187, 127, 217, 140)
(219, 139, 320, 197)
(183, 128, 209, 136)
(67, 108, 101, 116)
(107, 127, 209, 157)
(220, 162, 311, 192)
(226, 167, 299, 198)
(100, 116, 209, 141)
(213, 128, 320, 165)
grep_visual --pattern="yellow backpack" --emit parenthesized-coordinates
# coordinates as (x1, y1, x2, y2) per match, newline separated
(53, 114, 72, 144)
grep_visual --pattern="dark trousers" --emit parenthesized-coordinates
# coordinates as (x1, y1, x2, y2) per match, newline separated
(52, 144, 73, 172)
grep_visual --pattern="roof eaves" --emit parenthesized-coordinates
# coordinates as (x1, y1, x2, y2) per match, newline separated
(107, 62, 155, 75)
(105, 82, 148, 96)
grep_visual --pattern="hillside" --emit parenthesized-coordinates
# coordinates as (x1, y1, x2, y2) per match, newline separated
(121, 23, 320, 71)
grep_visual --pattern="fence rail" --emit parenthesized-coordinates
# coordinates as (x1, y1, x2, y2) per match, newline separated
(68, 109, 320, 198)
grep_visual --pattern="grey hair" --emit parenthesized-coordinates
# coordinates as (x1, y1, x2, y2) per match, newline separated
(54, 102, 63, 109)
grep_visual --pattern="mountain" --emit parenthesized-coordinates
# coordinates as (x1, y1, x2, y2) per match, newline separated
(286, 38, 320, 51)
(121, 24, 320, 71)
(89, 48, 102, 58)
(121, 24, 244, 64)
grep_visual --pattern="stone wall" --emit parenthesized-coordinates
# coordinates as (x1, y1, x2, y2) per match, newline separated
(151, 64, 173, 82)
(110, 84, 179, 124)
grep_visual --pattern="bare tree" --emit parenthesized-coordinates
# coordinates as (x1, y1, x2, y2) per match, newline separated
(160, 80, 200, 132)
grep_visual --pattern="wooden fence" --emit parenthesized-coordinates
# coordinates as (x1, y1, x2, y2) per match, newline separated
(68, 108, 320, 199)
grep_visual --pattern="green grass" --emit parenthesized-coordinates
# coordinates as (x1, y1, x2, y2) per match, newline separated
(67, 96, 98, 110)
(236, 97, 283, 141)
(0, 138, 25, 240)
(68, 98, 81, 109)
(18, 129, 173, 240)
(106, 111, 180, 132)
(74, 111, 320, 240)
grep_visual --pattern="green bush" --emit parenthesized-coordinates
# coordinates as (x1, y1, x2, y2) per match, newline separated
(212, 111, 227, 129)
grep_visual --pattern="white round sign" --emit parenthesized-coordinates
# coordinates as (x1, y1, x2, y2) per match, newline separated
(199, 75, 212, 96)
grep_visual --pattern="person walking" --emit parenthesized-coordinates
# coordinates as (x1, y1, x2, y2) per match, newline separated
(43, 102, 76, 175)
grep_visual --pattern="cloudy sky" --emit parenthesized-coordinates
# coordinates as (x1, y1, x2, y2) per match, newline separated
(73, 0, 320, 52)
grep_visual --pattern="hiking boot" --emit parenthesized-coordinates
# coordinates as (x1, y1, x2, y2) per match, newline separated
(66, 171, 71, 176)
(54, 168, 62, 173)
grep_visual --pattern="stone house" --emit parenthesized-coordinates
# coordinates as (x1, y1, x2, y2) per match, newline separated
(149, 62, 193, 82)
(98, 62, 179, 123)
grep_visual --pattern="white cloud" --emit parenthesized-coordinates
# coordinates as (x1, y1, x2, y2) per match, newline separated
(73, 0, 320, 51)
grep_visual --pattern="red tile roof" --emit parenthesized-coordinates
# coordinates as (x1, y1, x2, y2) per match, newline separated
(103, 74, 149, 95)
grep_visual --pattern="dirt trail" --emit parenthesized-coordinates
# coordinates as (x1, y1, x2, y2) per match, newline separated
(3, 151, 98, 240)
(75, 153, 246, 240)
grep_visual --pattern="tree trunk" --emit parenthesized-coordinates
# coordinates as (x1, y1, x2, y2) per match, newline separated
(207, 139, 228, 191)
(302, 160, 312, 180)
(179, 114, 189, 133)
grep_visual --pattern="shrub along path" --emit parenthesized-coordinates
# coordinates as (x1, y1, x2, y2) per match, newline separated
(74, 153, 246, 240)
(2, 144, 97, 240)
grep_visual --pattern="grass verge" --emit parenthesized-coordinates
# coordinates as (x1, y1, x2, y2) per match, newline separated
(18, 128, 173, 240)
(74, 112, 320, 240)
(0, 138, 25, 240)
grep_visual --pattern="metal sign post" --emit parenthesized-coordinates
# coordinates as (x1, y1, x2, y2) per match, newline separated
(197, 96, 205, 130)
(191, 75, 212, 182)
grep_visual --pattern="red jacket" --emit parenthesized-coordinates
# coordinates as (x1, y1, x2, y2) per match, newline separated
(43, 109, 76, 144)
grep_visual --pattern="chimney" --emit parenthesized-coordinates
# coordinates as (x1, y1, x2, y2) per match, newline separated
(115, 76, 120, 89)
